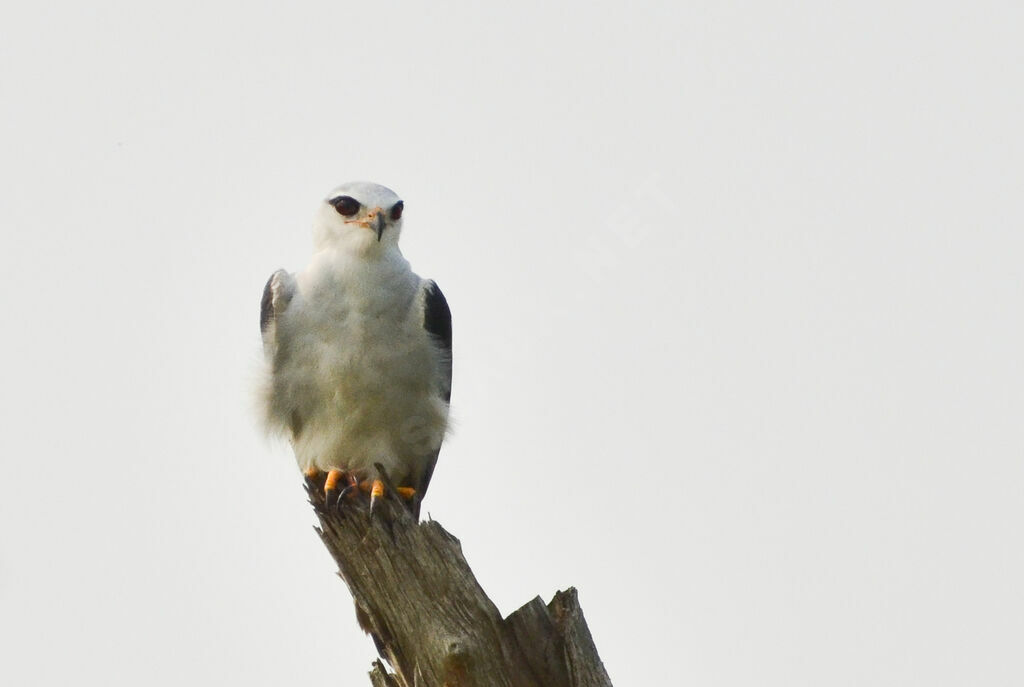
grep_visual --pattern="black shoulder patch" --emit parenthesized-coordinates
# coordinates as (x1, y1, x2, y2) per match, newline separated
(415, 281, 453, 506)
(423, 280, 452, 404)
(423, 280, 452, 351)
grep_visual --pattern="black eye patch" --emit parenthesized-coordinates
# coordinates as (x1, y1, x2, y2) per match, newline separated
(329, 196, 360, 217)
(390, 201, 404, 221)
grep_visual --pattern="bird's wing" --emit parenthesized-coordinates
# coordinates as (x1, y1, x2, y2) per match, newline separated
(423, 280, 452, 402)
(415, 280, 452, 511)
(260, 269, 296, 355)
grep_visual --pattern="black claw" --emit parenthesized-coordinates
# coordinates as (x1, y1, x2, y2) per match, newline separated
(335, 485, 353, 509)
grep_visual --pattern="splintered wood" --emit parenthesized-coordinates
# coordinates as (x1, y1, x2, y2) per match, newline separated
(308, 484, 613, 687)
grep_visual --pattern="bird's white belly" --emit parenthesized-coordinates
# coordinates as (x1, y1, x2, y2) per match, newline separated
(276, 292, 447, 483)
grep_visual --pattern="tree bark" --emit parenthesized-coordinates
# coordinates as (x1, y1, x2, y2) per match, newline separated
(308, 483, 613, 687)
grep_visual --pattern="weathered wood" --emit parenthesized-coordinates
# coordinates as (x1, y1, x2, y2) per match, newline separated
(308, 483, 613, 687)
(368, 661, 401, 687)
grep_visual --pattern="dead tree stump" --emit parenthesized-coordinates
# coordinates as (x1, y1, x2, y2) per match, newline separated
(308, 483, 613, 687)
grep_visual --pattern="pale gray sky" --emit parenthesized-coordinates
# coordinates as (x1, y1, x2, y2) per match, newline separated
(2, 2, 1022, 685)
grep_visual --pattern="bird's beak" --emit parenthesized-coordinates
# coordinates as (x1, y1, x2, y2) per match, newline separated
(373, 211, 386, 242)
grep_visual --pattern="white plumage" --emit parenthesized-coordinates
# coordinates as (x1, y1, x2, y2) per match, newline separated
(259, 182, 451, 508)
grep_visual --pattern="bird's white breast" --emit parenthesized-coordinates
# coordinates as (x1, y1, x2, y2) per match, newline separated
(267, 249, 448, 482)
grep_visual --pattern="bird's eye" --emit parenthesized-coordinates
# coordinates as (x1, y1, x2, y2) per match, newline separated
(330, 196, 360, 217)
(390, 201, 404, 221)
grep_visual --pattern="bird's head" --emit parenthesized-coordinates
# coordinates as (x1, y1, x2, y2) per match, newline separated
(313, 181, 405, 254)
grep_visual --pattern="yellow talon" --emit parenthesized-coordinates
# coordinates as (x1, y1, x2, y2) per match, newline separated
(370, 479, 384, 513)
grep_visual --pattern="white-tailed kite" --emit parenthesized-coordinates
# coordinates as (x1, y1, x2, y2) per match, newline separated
(259, 182, 451, 517)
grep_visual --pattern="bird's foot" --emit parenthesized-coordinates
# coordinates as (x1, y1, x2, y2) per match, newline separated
(370, 479, 384, 515)
(317, 468, 359, 509)
(355, 479, 416, 515)
(303, 467, 325, 497)
(305, 467, 415, 515)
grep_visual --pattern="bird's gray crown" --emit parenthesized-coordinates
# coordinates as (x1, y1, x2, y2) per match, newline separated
(326, 181, 401, 210)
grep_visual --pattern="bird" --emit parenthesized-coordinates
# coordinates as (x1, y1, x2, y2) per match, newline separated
(259, 181, 452, 517)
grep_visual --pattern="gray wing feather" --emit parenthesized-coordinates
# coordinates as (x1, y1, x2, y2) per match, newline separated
(260, 269, 295, 353)
(261, 269, 302, 437)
